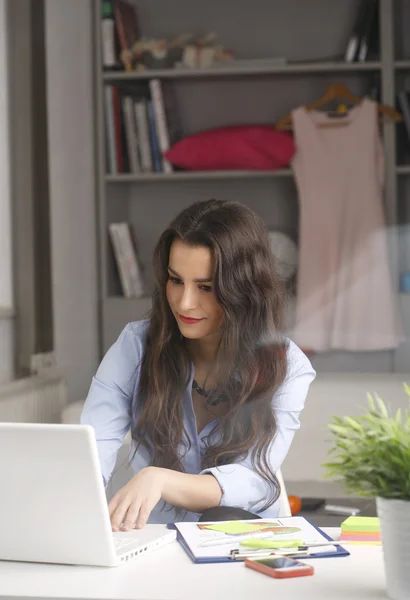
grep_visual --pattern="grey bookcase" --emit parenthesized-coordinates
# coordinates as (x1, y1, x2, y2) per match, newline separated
(93, 0, 410, 373)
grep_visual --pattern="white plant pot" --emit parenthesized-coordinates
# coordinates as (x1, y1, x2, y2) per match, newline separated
(377, 497, 410, 600)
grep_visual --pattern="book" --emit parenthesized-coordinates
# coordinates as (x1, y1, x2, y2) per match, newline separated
(113, 0, 140, 70)
(171, 517, 350, 564)
(119, 92, 130, 173)
(100, 0, 116, 68)
(357, 0, 379, 62)
(120, 223, 145, 296)
(108, 223, 145, 298)
(365, 0, 380, 61)
(149, 79, 173, 173)
(122, 95, 141, 173)
(104, 85, 116, 173)
(147, 99, 162, 172)
(134, 98, 153, 172)
(111, 86, 124, 173)
(344, 0, 371, 63)
(108, 223, 133, 297)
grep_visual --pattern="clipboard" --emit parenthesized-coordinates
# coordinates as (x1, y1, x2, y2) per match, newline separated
(168, 517, 350, 564)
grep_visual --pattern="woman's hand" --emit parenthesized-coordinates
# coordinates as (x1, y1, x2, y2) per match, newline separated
(108, 466, 166, 531)
(108, 467, 222, 530)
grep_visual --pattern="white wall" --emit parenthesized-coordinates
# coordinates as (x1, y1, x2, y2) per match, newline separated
(45, 0, 99, 401)
(0, 0, 12, 311)
(0, 0, 15, 383)
(282, 372, 409, 482)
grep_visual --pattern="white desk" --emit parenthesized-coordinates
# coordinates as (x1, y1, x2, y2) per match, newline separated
(0, 526, 386, 600)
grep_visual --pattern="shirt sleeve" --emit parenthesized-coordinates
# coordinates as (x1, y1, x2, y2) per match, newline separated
(80, 322, 146, 486)
(200, 340, 316, 512)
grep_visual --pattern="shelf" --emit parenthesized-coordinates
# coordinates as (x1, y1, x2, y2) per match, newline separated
(103, 61, 382, 81)
(105, 165, 410, 180)
(105, 169, 293, 182)
(396, 165, 410, 175)
(395, 60, 410, 70)
(107, 165, 410, 179)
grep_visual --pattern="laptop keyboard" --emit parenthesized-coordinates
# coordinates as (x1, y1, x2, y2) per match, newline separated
(113, 537, 139, 550)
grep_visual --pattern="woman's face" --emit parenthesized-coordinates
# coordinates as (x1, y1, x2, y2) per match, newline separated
(166, 239, 223, 341)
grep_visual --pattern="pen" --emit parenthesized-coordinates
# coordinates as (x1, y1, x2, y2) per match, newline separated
(229, 550, 309, 561)
(324, 504, 361, 516)
(229, 551, 280, 561)
(199, 531, 273, 548)
(240, 538, 304, 549)
(230, 540, 346, 560)
(239, 539, 346, 550)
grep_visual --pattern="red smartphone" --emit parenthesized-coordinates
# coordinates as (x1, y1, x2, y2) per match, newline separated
(244, 556, 314, 579)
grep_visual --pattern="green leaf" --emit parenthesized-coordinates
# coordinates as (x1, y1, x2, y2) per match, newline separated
(324, 386, 410, 500)
(328, 424, 350, 436)
(343, 416, 363, 431)
(366, 393, 376, 412)
(375, 394, 388, 418)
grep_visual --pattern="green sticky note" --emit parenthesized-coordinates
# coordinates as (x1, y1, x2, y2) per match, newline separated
(241, 539, 304, 549)
(203, 522, 267, 534)
(341, 517, 380, 532)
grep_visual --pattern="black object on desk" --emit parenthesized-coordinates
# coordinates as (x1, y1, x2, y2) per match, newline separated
(300, 498, 326, 512)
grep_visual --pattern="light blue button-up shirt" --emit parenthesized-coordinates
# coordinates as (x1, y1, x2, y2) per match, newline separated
(81, 320, 316, 523)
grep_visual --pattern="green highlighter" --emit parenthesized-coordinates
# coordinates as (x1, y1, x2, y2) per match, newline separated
(240, 538, 305, 549)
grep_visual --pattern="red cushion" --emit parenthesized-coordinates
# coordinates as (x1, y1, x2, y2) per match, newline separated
(164, 125, 295, 171)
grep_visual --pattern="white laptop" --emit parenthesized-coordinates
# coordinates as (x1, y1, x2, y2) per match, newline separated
(0, 423, 176, 567)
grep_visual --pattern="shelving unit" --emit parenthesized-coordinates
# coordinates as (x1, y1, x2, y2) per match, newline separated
(395, 60, 410, 70)
(105, 169, 293, 183)
(93, 0, 410, 373)
(397, 165, 410, 175)
(103, 61, 382, 81)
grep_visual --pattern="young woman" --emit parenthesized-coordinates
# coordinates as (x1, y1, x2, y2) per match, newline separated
(81, 199, 315, 531)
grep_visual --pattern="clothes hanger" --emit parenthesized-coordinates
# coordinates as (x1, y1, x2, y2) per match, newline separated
(275, 82, 402, 130)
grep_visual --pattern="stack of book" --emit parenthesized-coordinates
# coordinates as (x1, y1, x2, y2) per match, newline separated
(340, 516, 381, 545)
(108, 222, 145, 298)
(344, 0, 379, 63)
(100, 0, 139, 71)
(104, 79, 182, 175)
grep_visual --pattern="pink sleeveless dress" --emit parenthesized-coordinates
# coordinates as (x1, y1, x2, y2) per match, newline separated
(291, 98, 402, 351)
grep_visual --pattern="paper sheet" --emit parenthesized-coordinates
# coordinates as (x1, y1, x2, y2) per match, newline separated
(202, 522, 269, 534)
(175, 517, 336, 561)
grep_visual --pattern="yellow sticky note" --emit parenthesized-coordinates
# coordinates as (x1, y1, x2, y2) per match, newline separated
(341, 517, 380, 532)
(203, 522, 267, 535)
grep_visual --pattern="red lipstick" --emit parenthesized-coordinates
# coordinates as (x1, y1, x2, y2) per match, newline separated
(179, 314, 203, 324)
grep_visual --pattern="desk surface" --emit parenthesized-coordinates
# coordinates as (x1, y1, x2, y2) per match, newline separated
(0, 526, 386, 600)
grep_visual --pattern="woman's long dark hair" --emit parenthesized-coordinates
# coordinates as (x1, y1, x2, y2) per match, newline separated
(132, 199, 288, 510)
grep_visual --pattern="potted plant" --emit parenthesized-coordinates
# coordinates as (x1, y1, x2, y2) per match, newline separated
(323, 384, 410, 600)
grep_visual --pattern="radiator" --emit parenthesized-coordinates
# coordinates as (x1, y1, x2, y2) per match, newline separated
(0, 368, 67, 423)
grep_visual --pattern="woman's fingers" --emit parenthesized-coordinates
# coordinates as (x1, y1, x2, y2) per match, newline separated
(110, 499, 130, 532)
(108, 495, 119, 520)
(121, 501, 141, 531)
(107, 469, 163, 531)
(135, 499, 155, 529)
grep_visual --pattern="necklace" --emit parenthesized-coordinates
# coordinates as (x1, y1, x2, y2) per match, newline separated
(192, 379, 226, 406)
